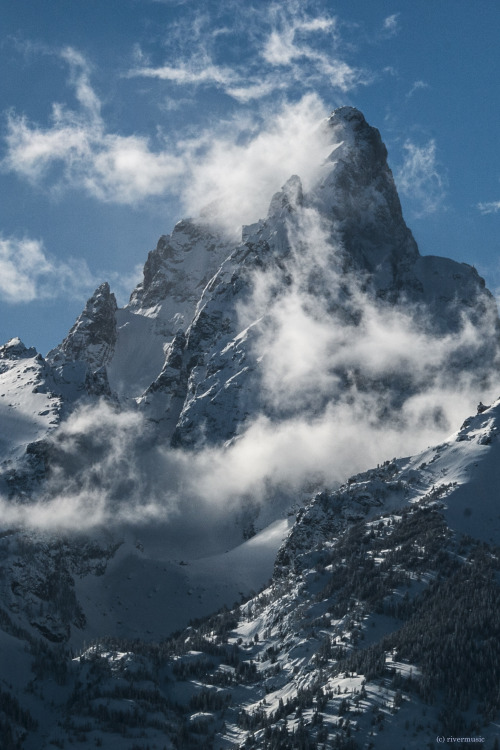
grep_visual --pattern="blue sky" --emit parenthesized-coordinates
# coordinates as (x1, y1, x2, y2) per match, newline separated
(2, 0, 500, 354)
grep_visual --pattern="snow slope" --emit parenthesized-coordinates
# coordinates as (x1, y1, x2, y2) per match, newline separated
(4, 399, 500, 747)
(72, 518, 291, 646)
(0, 339, 60, 459)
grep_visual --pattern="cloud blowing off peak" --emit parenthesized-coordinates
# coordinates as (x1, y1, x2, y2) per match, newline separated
(2, 40, 340, 233)
(2, 104, 499, 536)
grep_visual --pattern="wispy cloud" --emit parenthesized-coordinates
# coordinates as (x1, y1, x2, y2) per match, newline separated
(0, 234, 95, 303)
(129, 59, 289, 104)
(225, 79, 288, 103)
(395, 139, 446, 217)
(261, 14, 336, 66)
(259, 10, 368, 95)
(2, 47, 185, 205)
(60, 46, 101, 121)
(128, 60, 236, 87)
(382, 13, 400, 37)
(129, 3, 367, 100)
(2, 45, 335, 233)
(406, 80, 429, 99)
(0, 233, 141, 306)
(477, 200, 500, 215)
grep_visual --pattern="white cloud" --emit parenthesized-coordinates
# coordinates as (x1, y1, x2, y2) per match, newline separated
(128, 60, 236, 87)
(262, 28, 298, 66)
(395, 139, 446, 217)
(0, 234, 95, 303)
(406, 80, 429, 99)
(383, 13, 400, 36)
(2, 48, 185, 206)
(130, 5, 365, 101)
(180, 94, 333, 234)
(477, 200, 500, 215)
(223, 79, 287, 103)
(260, 11, 367, 93)
(60, 46, 101, 121)
(0, 233, 140, 306)
(2, 43, 345, 228)
(83, 133, 184, 204)
(318, 58, 368, 92)
(262, 12, 336, 66)
(3, 110, 185, 205)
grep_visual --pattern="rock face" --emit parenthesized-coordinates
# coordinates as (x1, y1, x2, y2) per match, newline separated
(48, 282, 118, 371)
(128, 218, 233, 320)
(316, 107, 420, 275)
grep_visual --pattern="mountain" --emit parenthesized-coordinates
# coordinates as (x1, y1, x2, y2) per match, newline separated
(1, 106, 500, 748)
(31, 107, 500, 444)
(68, 398, 500, 749)
(3, 106, 498, 518)
(3, 398, 500, 748)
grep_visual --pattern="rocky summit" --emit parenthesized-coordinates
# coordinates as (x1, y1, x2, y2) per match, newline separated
(1, 108, 500, 748)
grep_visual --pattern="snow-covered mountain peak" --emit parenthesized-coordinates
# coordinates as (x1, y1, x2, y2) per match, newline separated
(37, 106, 498, 424)
(127, 218, 233, 320)
(0, 337, 38, 360)
(327, 105, 385, 152)
(47, 281, 117, 371)
(307, 107, 419, 279)
(329, 104, 366, 125)
(267, 174, 304, 219)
